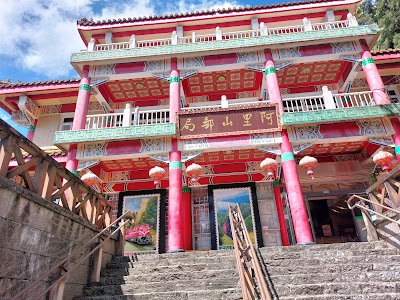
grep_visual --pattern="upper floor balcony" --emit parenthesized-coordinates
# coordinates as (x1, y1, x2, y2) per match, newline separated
(53, 88, 400, 145)
(71, 14, 379, 63)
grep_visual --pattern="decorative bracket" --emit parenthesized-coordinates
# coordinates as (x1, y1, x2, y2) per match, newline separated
(91, 77, 109, 86)
(150, 154, 170, 164)
(181, 152, 202, 162)
(292, 143, 313, 154)
(259, 146, 281, 155)
(180, 70, 198, 80)
(369, 137, 394, 147)
(275, 61, 293, 70)
(153, 70, 198, 81)
(77, 160, 100, 171)
(153, 73, 171, 81)
(340, 55, 362, 63)
(246, 61, 292, 73)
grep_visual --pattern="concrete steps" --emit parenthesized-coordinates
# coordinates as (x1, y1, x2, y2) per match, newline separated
(76, 241, 400, 300)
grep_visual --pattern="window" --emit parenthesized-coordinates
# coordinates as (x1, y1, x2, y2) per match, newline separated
(388, 89, 399, 104)
(60, 117, 73, 131)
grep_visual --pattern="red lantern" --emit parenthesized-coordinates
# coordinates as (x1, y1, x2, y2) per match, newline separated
(373, 151, 394, 173)
(260, 158, 278, 180)
(149, 166, 166, 188)
(299, 156, 318, 179)
(186, 163, 203, 183)
(81, 172, 100, 186)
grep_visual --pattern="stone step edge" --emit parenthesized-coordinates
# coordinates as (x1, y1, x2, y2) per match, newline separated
(272, 280, 400, 288)
(115, 268, 238, 278)
(105, 253, 400, 269)
(269, 269, 400, 278)
(279, 293, 400, 300)
(103, 262, 399, 274)
(81, 287, 241, 297)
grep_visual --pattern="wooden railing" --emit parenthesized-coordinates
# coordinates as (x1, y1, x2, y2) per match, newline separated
(0, 119, 113, 228)
(10, 211, 133, 300)
(229, 204, 271, 300)
(347, 165, 400, 241)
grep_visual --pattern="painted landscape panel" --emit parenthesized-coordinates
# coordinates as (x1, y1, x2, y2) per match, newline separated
(123, 194, 159, 252)
(213, 187, 256, 249)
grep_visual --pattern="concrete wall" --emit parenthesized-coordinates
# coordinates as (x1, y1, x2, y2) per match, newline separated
(256, 182, 282, 247)
(33, 114, 61, 147)
(0, 176, 118, 300)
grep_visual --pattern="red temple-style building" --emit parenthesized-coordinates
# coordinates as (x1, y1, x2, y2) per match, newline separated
(2, 0, 400, 253)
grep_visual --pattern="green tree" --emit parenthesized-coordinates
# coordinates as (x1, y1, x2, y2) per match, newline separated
(356, 0, 400, 49)
(374, 0, 400, 49)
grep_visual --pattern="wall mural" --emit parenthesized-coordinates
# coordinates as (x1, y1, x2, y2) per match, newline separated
(208, 183, 262, 250)
(119, 189, 166, 253)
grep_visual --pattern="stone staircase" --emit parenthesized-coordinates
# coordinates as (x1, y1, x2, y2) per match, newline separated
(76, 241, 400, 300)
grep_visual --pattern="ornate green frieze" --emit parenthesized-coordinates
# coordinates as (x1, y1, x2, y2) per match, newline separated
(282, 104, 400, 126)
(281, 152, 295, 162)
(264, 67, 276, 75)
(395, 145, 400, 156)
(79, 83, 92, 92)
(169, 76, 180, 83)
(169, 161, 182, 170)
(362, 57, 374, 68)
(70, 170, 79, 176)
(71, 25, 379, 62)
(182, 186, 191, 193)
(54, 124, 176, 144)
(29, 125, 36, 131)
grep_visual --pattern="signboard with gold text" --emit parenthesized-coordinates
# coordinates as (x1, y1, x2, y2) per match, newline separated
(177, 103, 280, 139)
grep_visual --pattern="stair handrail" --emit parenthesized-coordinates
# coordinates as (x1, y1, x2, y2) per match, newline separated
(347, 194, 400, 226)
(11, 210, 134, 300)
(228, 204, 271, 300)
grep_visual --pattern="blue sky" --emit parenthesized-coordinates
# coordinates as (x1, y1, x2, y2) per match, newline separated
(0, 0, 282, 134)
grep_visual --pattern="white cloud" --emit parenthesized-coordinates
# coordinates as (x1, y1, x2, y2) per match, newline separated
(0, 0, 239, 79)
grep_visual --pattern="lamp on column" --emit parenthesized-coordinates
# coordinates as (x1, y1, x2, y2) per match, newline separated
(299, 156, 318, 179)
(373, 151, 394, 173)
(186, 163, 203, 185)
(260, 158, 278, 180)
(149, 166, 166, 188)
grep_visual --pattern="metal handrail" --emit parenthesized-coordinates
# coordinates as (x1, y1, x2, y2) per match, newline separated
(229, 204, 271, 300)
(347, 194, 400, 226)
(11, 211, 134, 300)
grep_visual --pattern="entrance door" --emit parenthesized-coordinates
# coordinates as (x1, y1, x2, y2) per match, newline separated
(192, 187, 212, 250)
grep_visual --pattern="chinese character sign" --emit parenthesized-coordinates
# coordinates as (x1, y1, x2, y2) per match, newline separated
(177, 103, 280, 139)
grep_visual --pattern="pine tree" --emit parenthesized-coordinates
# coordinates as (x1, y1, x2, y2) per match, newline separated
(356, 0, 400, 49)
(374, 0, 400, 49)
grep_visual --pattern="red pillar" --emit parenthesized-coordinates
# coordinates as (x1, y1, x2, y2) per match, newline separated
(391, 118, 400, 161)
(168, 58, 184, 252)
(280, 130, 314, 244)
(182, 186, 193, 250)
(360, 40, 390, 105)
(360, 40, 400, 160)
(26, 120, 37, 141)
(66, 65, 91, 176)
(264, 49, 284, 114)
(273, 183, 290, 246)
(264, 49, 313, 244)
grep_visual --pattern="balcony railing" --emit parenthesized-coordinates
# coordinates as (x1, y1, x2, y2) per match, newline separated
(283, 90, 374, 113)
(86, 14, 358, 52)
(85, 107, 170, 130)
